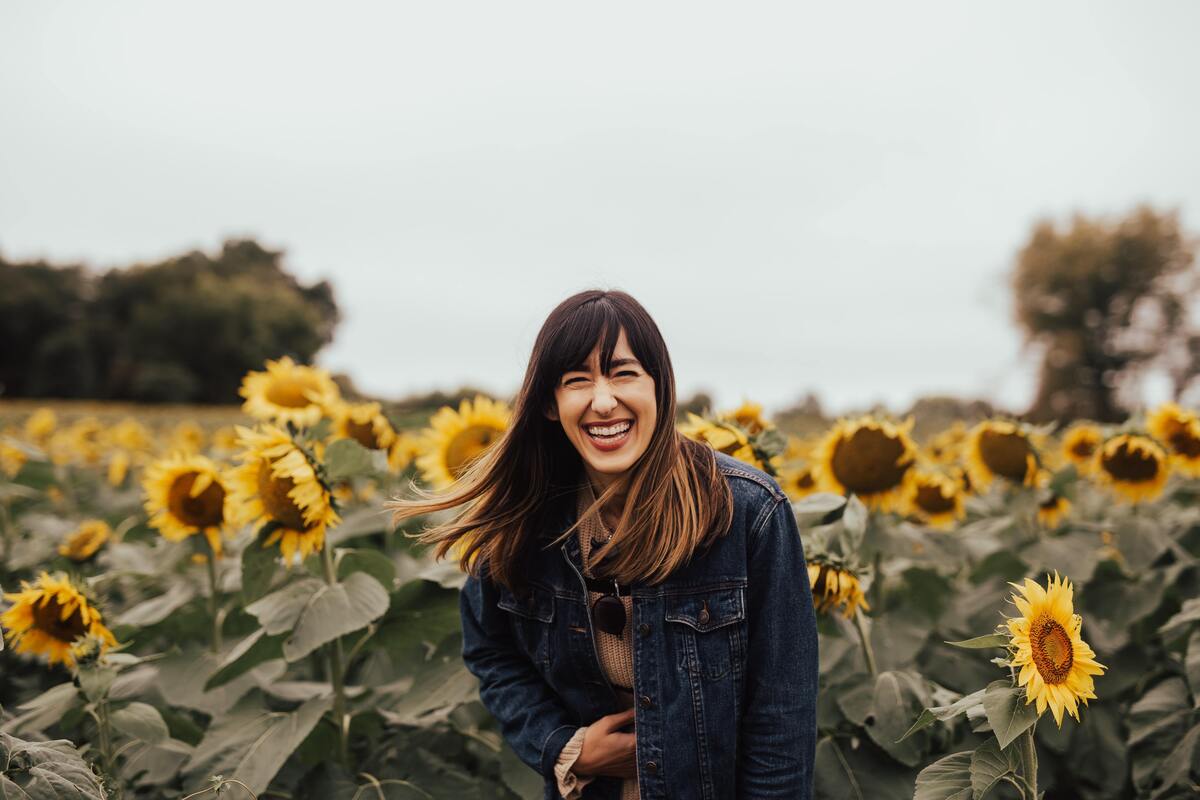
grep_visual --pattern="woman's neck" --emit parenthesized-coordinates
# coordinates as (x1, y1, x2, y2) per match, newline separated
(585, 469, 628, 531)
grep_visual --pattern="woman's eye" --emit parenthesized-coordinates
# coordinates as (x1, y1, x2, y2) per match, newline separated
(564, 377, 588, 386)
(616, 370, 638, 378)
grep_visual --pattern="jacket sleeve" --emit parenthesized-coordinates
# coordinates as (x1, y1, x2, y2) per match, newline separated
(736, 495, 819, 798)
(460, 567, 580, 783)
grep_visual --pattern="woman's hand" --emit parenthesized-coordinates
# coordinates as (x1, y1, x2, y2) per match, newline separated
(573, 708, 638, 778)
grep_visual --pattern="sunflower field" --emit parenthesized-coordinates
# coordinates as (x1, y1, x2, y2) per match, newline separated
(2, 360, 1199, 799)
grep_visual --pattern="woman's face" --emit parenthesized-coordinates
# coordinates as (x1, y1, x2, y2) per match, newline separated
(547, 327, 658, 490)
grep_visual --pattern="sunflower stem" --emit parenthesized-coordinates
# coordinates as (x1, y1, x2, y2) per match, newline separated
(1020, 722, 1038, 799)
(852, 611, 878, 677)
(93, 700, 122, 799)
(321, 543, 350, 769)
(0, 497, 11, 567)
(203, 534, 222, 653)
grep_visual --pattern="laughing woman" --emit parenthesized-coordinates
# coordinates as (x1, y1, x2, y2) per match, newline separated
(387, 289, 818, 799)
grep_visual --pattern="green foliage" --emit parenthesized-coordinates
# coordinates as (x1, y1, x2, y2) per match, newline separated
(0, 239, 339, 402)
(0, 731, 107, 799)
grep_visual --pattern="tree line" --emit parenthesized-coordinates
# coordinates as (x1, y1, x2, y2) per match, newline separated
(0, 239, 338, 404)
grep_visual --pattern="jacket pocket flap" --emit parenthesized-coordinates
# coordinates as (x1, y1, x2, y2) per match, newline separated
(665, 587, 745, 632)
(497, 585, 555, 623)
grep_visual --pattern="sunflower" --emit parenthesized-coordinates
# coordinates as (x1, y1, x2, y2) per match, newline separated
(779, 463, 820, 502)
(58, 520, 112, 561)
(964, 419, 1040, 492)
(229, 425, 340, 565)
(143, 454, 232, 557)
(718, 401, 772, 436)
(784, 435, 815, 463)
(807, 563, 870, 619)
(109, 418, 153, 452)
(906, 470, 965, 530)
(1, 441, 27, 478)
(1095, 434, 1169, 504)
(924, 421, 968, 466)
(169, 421, 206, 455)
(1, 572, 117, 667)
(416, 396, 511, 489)
(333, 401, 397, 451)
(1146, 402, 1200, 478)
(107, 451, 131, 487)
(1061, 423, 1103, 476)
(24, 408, 57, 443)
(678, 413, 765, 472)
(239, 355, 341, 428)
(811, 416, 918, 513)
(388, 431, 423, 473)
(1005, 572, 1106, 727)
(1036, 493, 1071, 530)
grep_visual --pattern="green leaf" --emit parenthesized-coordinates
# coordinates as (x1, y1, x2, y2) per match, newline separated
(1151, 722, 1200, 800)
(792, 492, 847, 515)
(204, 628, 288, 691)
(945, 634, 1009, 650)
(337, 547, 396, 589)
(184, 695, 333, 796)
(246, 577, 325, 634)
(969, 738, 1020, 799)
(899, 688, 987, 742)
(913, 750, 973, 800)
(75, 665, 118, 704)
(115, 581, 197, 627)
(0, 732, 107, 799)
(1159, 597, 1200, 640)
(1187, 629, 1200, 706)
(241, 531, 281, 604)
(110, 701, 169, 746)
(283, 572, 391, 661)
(324, 438, 376, 482)
(1, 683, 82, 736)
(982, 680, 1039, 750)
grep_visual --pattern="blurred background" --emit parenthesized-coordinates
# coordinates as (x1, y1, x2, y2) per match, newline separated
(3, 0, 1200, 426)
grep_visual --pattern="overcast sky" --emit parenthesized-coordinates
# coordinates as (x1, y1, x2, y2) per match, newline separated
(3, 2, 1199, 416)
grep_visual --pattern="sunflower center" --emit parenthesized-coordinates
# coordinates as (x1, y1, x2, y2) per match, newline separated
(446, 425, 502, 478)
(796, 470, 815, 489)
(915, 483, 956, 514)
(264, 376, 323, 409)
(32, 597, 88, 644)
(1169, 430, 1200, 458)
(830, 428, 911, 494)
(1069, 440, 1096, 459)
(1101, 442, 1161, 482)
(257, 461, 310, 530)
(979, 429, 1034, 482)
(1031, 616, 1074, 684)
(346, 419, 382, 450)
(167, 472, 226, 528)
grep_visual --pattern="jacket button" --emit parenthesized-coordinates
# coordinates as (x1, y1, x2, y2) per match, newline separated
(645, 761, 658, 774)
(639, 694, 652, 709)
(638, 623, 651, 637)
(698, 607, 711, 625)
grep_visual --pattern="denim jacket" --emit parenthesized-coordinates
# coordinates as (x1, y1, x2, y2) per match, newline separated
(459, 451, 819, 799)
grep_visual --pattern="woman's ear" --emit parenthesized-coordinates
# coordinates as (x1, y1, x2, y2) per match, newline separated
(544, 405, 559, 422)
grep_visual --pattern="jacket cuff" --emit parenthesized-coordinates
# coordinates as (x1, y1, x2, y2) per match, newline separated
(553, 727, 595, 799)
(540, 724, 580, 781)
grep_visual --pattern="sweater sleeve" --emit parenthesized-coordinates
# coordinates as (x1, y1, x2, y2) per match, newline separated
(553, 726, 596, 799)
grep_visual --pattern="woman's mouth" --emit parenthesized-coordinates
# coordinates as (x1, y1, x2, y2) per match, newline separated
(584, 420, 633, 452)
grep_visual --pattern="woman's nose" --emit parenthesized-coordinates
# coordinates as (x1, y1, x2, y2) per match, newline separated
(591, 380, 618, 413)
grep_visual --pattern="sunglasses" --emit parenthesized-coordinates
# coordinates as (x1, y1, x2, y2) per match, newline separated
(584, 574, 630, 636)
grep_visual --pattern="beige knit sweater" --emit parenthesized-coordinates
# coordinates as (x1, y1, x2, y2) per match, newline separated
(553, 481, 640, 800)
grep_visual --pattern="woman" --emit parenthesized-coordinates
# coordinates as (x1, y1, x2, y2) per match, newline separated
(388, 290, 818, 799)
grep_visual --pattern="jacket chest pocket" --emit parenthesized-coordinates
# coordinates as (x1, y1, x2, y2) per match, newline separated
(497, 585, 555, 671)
(665, 586, 746, 681)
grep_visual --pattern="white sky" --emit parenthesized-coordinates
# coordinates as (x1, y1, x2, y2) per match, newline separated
(3, 1, 1198, 416)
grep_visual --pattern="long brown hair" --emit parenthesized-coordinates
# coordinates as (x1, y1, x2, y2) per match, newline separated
(386, 289, 734, 591)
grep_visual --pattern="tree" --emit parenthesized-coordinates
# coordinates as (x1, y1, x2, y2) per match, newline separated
(0, 239, 340, 403)
(1012, 206, 1198, 423)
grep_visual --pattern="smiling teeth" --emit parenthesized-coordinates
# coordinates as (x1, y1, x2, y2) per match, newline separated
(587, 422, 631, 436)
